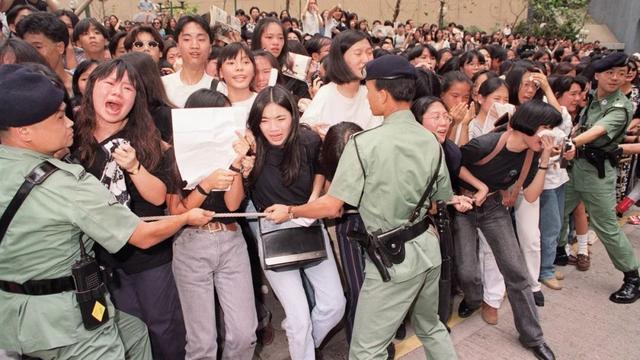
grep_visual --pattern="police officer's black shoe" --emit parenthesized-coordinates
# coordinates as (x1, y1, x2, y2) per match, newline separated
(554, 246, 568, 266)
(457, 299, 480, 318)
(530, 342, 556, 360)
(609, 270, 640, 304)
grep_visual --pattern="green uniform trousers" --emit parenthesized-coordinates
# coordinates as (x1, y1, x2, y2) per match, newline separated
(349, 263, 457, 360)
(560, 179, 639, 272)
(25, 310, 152, 360)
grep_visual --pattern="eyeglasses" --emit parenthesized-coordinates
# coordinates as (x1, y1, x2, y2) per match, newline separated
(133, 40, 159, 49)
(424, 113, 453, 123)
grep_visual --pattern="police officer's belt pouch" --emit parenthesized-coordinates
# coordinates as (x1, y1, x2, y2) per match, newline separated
(72, 241, 110, 330)
(259, 219, 327, 272)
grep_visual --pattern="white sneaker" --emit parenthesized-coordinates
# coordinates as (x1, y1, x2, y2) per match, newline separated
(587, 230, 599, 245)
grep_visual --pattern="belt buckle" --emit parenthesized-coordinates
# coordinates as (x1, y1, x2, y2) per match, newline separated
(202, 222, 226, 233)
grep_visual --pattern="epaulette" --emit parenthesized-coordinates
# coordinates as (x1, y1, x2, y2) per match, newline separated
(45, 157, 86, 180)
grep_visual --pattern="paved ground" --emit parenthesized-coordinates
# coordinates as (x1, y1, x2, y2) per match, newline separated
(255, 215, 640, 360)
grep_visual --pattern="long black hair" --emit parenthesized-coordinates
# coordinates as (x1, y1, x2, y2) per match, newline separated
(505, 64, 544, 106)
(75, 58, 162, 171)
(247, 85, 302, 186)
(251, 17, 289, 66)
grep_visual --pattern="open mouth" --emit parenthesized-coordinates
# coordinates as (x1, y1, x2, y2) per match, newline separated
(436, 129, 448, 137)
(105, 101, 123, 115)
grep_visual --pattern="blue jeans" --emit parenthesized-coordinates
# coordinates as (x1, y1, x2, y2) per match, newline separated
(538, 186, 565, 280)
(453, 193, 544, 347)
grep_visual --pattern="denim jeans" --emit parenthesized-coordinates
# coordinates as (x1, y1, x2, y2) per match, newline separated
(172, 228, 257, 360)
(539, 186, 565, 280)
(453, 193, 544, 347)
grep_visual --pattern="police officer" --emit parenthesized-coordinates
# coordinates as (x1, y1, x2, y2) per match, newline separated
(0, 64, 213, 359)
(560, 52, 640, 303)
(266, 55, 472, 360)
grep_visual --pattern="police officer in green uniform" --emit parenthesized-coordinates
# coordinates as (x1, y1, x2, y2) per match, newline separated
(266, 55, 473, 360)
(0, 64, 213, 359)
(560, 52, 640, 303)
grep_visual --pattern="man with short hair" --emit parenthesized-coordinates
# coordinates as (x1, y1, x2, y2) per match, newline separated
(266, 55, 470, 360)
(0, 64, 212, 360)
(559, 52, 640, 304)
(16, 11, 72, 95)
(162, 15, 213, 108)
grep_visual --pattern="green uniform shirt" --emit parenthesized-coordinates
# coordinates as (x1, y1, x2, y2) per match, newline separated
(329, 110, 453, 282)
(571, 89, 633, 191)
(0, 145, 140, 353)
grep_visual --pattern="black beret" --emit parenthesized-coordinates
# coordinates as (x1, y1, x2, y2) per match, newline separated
(593, 52, 629, 73)
(0, 64, 65, 128)
(364, 54, 416, 81)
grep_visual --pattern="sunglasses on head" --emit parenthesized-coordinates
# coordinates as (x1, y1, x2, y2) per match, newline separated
(133, 40, 159, 48)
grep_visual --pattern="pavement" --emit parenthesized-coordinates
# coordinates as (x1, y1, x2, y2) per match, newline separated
(255, 215, 640, 360)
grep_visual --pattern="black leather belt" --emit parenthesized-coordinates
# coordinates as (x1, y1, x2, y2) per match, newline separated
(0, 276, 76, 295)
(378, 216, 434, 245)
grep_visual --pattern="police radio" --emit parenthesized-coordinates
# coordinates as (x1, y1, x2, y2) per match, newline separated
(72, 237, 109, 330)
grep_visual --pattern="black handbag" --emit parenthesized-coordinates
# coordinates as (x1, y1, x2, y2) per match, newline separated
(259, 221, 327, 272)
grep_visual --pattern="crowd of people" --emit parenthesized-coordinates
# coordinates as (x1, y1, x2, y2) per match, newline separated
(1, 1, 640, 360)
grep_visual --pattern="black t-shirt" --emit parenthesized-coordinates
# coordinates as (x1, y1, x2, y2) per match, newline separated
(283, 76, 311, 101)
(166, 146, 238, 225)
(459, 131, 540, 193)
(150, 103, 173, 143)
(74, 131, 173, 274)
(442, 139, 462, 190)
(250, 126, 322, 211)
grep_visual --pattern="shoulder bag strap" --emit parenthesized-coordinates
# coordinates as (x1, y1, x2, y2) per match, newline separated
(0, 162, 59, 243)
(409, 143, 443, 223)
(504, 149, 534, 204)
(474, 130, 511, 166)
(352, 134, 366, 207)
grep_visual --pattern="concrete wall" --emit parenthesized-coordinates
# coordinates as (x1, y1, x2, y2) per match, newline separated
(588, 0, 640, 53)
(60, 0, 528, 33)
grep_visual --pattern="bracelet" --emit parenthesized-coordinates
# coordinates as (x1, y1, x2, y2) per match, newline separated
(229, 163, 242, 173)
(538, 165, 549, 170)
(127, 161, 141, 175)
(195, 184, 210, 196)
(287, 206, 295, 220)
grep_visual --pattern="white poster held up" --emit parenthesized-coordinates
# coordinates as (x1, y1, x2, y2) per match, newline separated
(172, 107, 247, 190)
(282, 53, 312, 82)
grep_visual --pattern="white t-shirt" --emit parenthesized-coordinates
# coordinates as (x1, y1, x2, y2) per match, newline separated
(232, 92, 258, 120)
(300, 82, 383, 131)
(162, 70, 213, 108)
(324, 18, 338, 38)
(543, 106, 572, 190)
(302, 11, 321, 35)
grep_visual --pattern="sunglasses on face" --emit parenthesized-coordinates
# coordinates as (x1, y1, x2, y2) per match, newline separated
(133, 40, 159, 48)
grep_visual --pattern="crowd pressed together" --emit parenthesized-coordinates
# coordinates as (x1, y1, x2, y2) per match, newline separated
(1, 1, 640, 360)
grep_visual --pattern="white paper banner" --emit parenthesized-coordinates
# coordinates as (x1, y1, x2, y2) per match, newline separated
(171, 107, 247, 189)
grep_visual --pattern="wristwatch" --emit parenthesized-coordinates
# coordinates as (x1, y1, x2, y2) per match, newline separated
(196, 184, 210, 196)
(127, 162, 141, 175)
